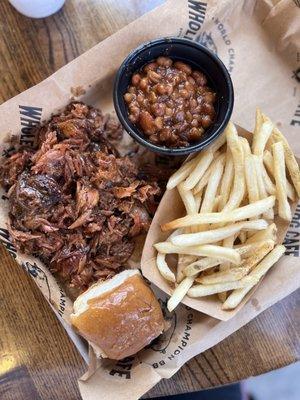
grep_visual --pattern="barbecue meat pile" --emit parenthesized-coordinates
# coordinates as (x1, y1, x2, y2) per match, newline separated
(0, 102, 161, 291)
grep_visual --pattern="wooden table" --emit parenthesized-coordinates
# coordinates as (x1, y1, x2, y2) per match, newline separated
(0, 1, 299, 399)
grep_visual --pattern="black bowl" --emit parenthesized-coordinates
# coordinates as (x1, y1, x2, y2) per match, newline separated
(113, 37, 234, 156)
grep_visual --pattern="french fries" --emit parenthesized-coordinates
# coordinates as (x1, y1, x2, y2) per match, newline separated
(271, 126, 300, 197)
(222, 245, 285, 309)
(218, 150, 234, 210)
(193, 152, 222, 194)
(184, 258, 224, 276)
(199, 154, 225, 213)
(167, 276, 195, 312)
(161, 196, 275, 231)
(244, 155, 260, 203)
(263, 150, 295, 200)
(171, 219, 268, 247)
(188, 276, 258, 298)
(195, 267, 249, 285)
(222, 123, 245, 211)
(272, 141, 291, 221)
(183, 150, 214, 191)
(154, 242, 241, 264)
(154, 109, 298, 312)
(156, 230, 181, 283)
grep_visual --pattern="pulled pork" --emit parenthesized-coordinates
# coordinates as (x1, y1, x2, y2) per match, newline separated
(0, 102, 161, 291)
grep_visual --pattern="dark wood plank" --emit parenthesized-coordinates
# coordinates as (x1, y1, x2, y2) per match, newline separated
(0, 1, 299, 399)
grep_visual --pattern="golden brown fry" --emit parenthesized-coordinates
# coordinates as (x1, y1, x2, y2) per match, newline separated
(252, 120, 273, 157)
(184, 257, 223, 276)
(253, 108, 263, 138)
(155, 229, 181, 282)
(156, 253, 176, 283)
(193, 152, 224, 194)
(200, 155, 225, 213)
(167, 276, 195, 312)
(244, 155, 260, 203)
(196, 267, 248, 285)
(171, 219, 268, 247)
(177, 255, 197, 283)
(218, 150, 234, 211)
(271, 125, 300, 197)
(253, 155, 274, 219)
(154, 242, 241, 264)
(239, 240, 275, 273)
(240, 137, 251, 155)
(177, 182, 197, 215)
(272, 142, 292, 221)
(188, 276, 258, 298)
(222, 245, 285, 309)
(223, 123, 245, 211)
(166, 156, 199, 190)
(261, 164, 276, 195)
(161, 196, 275, 231)
(263, 150, 295, 200)
(220, 234, 235, 272)
(183, 150, 214, 191)
(245, 223, 277, 244)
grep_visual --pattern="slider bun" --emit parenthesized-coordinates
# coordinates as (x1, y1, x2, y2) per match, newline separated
(70, 269, 165, 360)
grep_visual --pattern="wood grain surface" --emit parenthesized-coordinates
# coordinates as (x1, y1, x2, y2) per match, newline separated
(0, 1, 299, 399)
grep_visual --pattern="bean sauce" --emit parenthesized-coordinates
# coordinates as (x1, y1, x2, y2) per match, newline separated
(124, 57, 216, 148)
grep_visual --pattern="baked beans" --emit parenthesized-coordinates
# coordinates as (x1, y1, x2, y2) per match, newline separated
(124, 57, 216, 148)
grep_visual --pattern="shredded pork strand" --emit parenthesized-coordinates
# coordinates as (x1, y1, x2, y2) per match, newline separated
(0, 102, 162, 291)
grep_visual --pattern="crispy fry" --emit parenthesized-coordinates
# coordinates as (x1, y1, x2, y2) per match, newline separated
(188, 275, 258, 298)
(246, 223, 277, 244)
(156, 112, 295, 311)
(171, 219, 268, 247)
(272, 142, 292, 221)
(200, 154, 225, 213)
(193, 152, 222, 194)
(220, 234, 235, 271)
(223, 123, 245, 211)
(253, 108, 263, 138)
(167, 276, 195, 312)
(218, 150, 234, 210)
(183, 150, 214, 191)
(271, 125, 300, 197)
(196, 267, 248, 285)
(177, 254, 196, 283)
(156, 253, 176, 283)
(245, 155, 260, 203)
(154, 242, 241, 264)
(177, 182, 197, 215)
(240, 137, 251, 155)
(222, 245, 285, 309)
(252, 120, 273, 157)
(184, 258, 223, 276)
(261, 164, 276, 195)
(263, 150, 295, 200)
(161, 196, 275, 231)
(155, 229, 182, 282)
(166, 156, 199, 190)
(239, 240, 275, 273)
(253, 155, 274, 219)
(234, 241, 273, 257)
